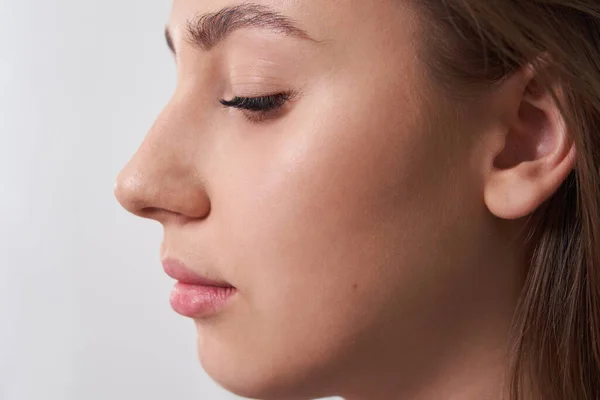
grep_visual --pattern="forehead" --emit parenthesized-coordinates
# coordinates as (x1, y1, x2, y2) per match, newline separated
(168, 0, 419, 46)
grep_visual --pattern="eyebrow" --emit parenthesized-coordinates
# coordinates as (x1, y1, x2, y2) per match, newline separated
(165, 3, 315, 54)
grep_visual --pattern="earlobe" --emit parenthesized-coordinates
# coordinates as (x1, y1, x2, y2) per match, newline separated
(483, 68, 577, 220)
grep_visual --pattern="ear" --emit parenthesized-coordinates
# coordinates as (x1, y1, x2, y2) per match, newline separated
(483, 65, 577, 220)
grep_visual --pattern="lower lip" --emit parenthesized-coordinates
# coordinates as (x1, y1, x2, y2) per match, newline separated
(170, 283, 237, 318)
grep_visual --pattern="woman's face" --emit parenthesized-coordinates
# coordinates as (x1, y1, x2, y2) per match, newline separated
(115, 0, 515, 398)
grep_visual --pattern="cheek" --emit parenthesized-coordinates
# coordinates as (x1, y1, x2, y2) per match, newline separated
(202, 76, 461, 371)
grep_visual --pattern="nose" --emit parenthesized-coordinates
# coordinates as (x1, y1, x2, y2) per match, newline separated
(114, 102, 211, 224)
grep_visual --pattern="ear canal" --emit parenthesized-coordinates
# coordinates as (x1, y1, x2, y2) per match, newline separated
(493, 100, 551, 170)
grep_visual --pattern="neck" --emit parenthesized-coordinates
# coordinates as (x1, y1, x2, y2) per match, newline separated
(341, 320, 514, 400)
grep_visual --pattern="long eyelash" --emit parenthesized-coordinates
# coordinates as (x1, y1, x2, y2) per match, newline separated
(219, 93, 291, 112)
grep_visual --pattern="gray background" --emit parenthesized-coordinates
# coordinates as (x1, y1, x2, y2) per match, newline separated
(0, 0, 333, 399)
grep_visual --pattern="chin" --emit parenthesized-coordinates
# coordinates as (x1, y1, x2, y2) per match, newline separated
(196, 336, 335, 400)
(200, 359, 320, 400)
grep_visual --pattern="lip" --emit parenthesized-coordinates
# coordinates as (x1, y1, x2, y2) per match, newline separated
(162, 258, 237, 318)
(162, 258, 233, 287)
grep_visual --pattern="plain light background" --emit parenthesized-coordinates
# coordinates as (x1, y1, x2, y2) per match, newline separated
(0, 1, 340, 399)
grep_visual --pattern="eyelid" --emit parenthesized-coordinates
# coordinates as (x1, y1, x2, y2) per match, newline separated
(226, 80, 293, 97)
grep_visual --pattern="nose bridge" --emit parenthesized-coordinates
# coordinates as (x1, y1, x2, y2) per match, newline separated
(115, 97, 211, 221)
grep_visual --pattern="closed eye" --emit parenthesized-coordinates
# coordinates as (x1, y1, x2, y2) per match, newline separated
(219, 93, 291, 112)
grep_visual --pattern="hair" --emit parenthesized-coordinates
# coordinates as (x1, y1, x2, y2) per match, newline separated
(415, 1, 600, 399)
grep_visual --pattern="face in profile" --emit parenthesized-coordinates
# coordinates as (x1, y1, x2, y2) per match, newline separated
(115, 0, 529, 398)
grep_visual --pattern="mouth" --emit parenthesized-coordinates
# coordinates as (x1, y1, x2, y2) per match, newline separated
(162, 258, 237, 318)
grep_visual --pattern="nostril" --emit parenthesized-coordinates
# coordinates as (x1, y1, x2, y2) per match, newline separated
(139, 206, 198, 225)
(139, 206, 167, 219)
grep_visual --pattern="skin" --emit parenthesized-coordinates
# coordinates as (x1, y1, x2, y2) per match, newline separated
(114, 0, 577, 399)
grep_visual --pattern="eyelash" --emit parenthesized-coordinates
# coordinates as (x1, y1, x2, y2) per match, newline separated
(219, 93, 292, 121)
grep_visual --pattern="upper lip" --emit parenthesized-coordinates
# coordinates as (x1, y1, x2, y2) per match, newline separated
(161, 258, 233, 288)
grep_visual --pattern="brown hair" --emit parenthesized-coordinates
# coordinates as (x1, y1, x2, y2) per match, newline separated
(416, 1, 600, 399)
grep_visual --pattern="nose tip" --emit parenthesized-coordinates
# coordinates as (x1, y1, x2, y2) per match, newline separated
(113, 169, 148, 218)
